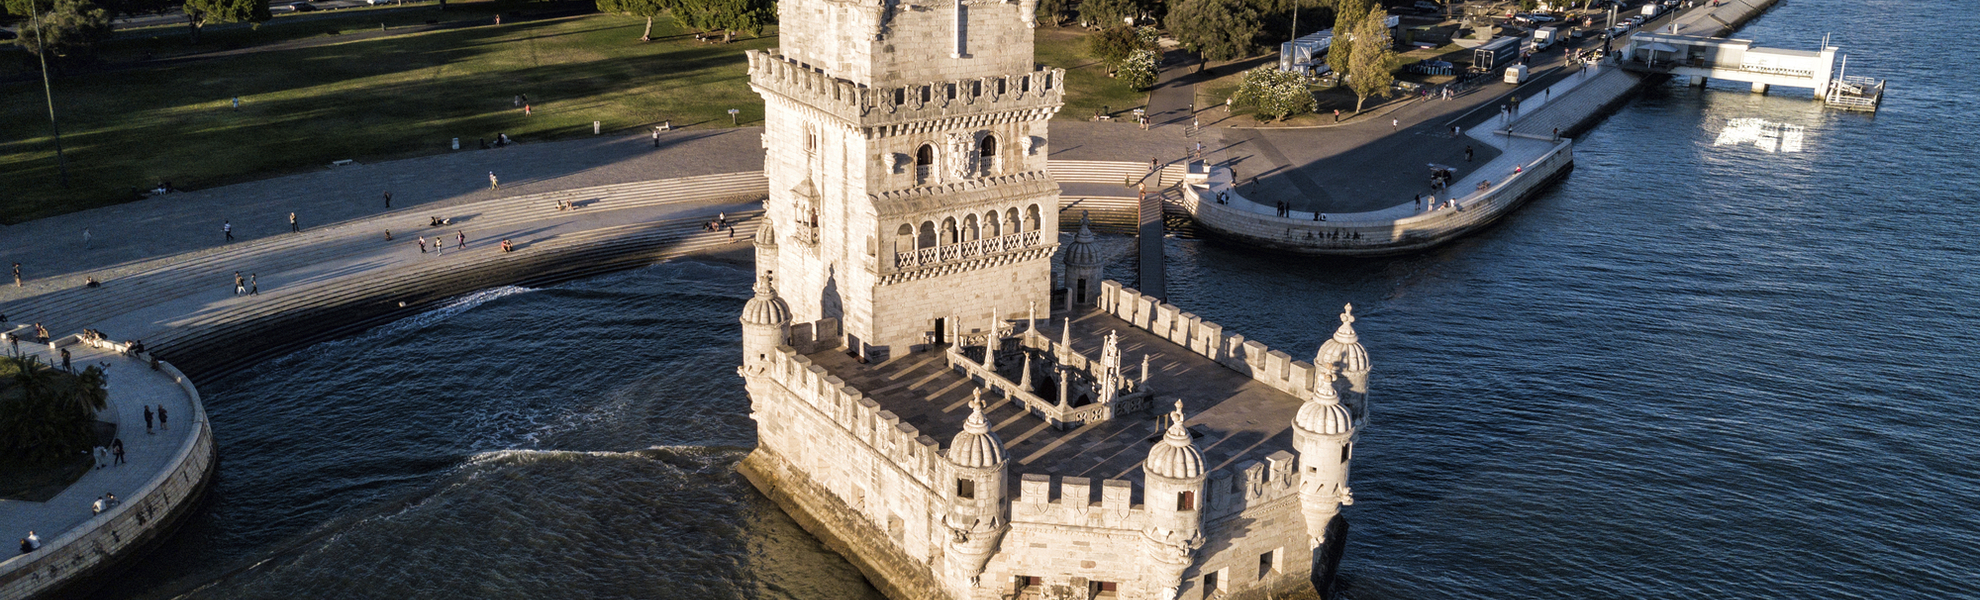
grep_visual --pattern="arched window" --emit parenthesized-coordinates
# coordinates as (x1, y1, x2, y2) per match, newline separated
(1024, 204, 1042, 233)
(896, 224, 915, 255)
(918, 221, 937, 249)
(963, 214, 980, 242)
(1177, 490, 1196, 511)
(983, 211, 1002, 238)
(977, 135, 998, 176)
(1006, 208, 1022, 233)
(915, 145, 935, 185)
(941, 217, 959, 245)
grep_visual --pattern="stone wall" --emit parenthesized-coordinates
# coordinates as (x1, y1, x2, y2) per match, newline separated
(0, 361, 216, 600)
(1096, 281, 1326, 399)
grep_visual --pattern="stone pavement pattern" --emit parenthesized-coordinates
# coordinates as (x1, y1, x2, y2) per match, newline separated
(0, 344, 195, 554)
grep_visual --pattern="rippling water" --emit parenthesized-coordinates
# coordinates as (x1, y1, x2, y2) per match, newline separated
(102, 2, 1979, 598)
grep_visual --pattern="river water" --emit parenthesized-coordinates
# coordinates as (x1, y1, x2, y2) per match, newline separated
(104, 2, 1978, 598)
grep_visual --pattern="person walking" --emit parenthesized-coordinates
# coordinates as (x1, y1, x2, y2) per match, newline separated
(249, 274, 259, 295)
(83, 227, 92, 249)
(384, 191, 393, 208)
(456, 231, 466, 250)
(144, 405, 154, 433)
(232, 96, 240, 111)
(289, 212, 299, 233)
(12, 262, 19, 287)
(1465, 145, 1474, 162)
(652, 127, 661, 148)
(1392, 118, 1399, 131)
(223, 221, 234, 242)
(489, 172, 500, 190)
(1333, 109, 1341, 122)
(112, 439, 125, 465)
(94, 445, 106, 469)
(234, 272, 245, 295)
(60, 348, 70, 372)
(158, 404, 168, 430)
(417, 238, 426, 254)
(434, 236, 445, 255)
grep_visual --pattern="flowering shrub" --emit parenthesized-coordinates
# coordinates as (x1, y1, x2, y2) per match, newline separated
(1231, 66, 1316, 121)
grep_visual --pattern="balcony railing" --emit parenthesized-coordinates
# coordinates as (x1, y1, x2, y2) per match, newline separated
(893, 230, 1042, 269)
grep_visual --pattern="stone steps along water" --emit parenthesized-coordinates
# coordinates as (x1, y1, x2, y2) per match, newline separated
(5, 173, 770, 336)
(146, 216, 761, 375)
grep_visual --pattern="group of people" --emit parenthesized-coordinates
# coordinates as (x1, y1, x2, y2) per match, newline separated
(415, 231, 469, 254)
(704, 213, 734, 237)
(90, 493, 121, 515)
(232, 271, 259, 296)
(92, 439, 126, 469)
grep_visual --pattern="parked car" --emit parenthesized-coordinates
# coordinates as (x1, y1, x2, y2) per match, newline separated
(365, 0, 394, 5)
(288, 1, 317, 11)
(1525, 14, 1558, 23)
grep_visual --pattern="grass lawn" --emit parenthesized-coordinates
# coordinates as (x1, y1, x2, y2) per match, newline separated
(1032, 26, 1147, 122)
(0, 10, 775, 223)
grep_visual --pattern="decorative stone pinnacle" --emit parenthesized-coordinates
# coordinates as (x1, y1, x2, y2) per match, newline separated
(1164, 400, 1191, 444)
(1312, 365, 1340, 405)
(1331, 303, 1359, 344)
(754, 273, 776, 297)
(1341, 303, 1355, 326)
(964, 390, 990, 434)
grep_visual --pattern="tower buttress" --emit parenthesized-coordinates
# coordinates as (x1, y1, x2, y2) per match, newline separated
(1315, 304, 1373, 423)
(1293, 366, 1355, 549)
(942, 392, 1009, 590)
(1141, 400, 1207, 600)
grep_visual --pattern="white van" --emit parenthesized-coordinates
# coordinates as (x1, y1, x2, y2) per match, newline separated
(1503, 64, 1529, 84)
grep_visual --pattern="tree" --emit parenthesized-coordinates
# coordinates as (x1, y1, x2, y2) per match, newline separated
(1230, 65, 1313, 121)
(1346, 5, 1393, 112)
(182, 0, 268, 44)
(1035, 0, 1071, 26)
(1165, 0, 1258, 61)
(1086, 25, 1141, 67)
(1080, 0, 1138, 28)
(598, 0, 673, 40)
(1117, 48, 1156, 90)
(675, 0, 770, 42)
(12, 0, 111, 60)
(1324, 0, 1368, 78)
(0, 356, 109, 467)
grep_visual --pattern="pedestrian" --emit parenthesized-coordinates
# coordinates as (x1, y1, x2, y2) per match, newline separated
(457, 231, 466, 250)
(232, 96, 240, 111)
(60, 348, 70, 372)
(23, 531, 40, 553)
(12, 262, 19, 287)
(92, 496, 104, 515)
(524, 103, 531, 115)
(416, 238, 426, 253)
(249, 274, 259, 295)
(158, 404, 168, 430)
(1415, 194, 1421, 211)
(113, 439, 125, 465)
(489, 172, 500, 190)
(144, 405, 153, 433)
(1552, 127, 1560, 141)
(223, 220, 234, 242)
(289, 212, 299, 233)
(384, 191, 393, 208)
(385, 230, 393, 241)
(83, 227, 91, 249)
(652, 126, 662, 148)
(1546, 88, 1552, 101)
(106, 493, 118, 509)
(434, 236, 444, 255)
(94, 445, 107, 469)
(234, 271, 245, 295)
(1465, 145, 1474, 162)
(1333, 109, 1341, 122)
(1392, 118, 1399, 131)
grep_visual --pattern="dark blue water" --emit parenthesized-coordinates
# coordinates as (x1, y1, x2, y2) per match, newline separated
(105, 1, 1979, 598)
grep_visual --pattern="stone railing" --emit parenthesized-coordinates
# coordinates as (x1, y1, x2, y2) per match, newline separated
(892, 230, 1042, 269)
(0, 361, 216, 600)
(746, 50, 1064, 126)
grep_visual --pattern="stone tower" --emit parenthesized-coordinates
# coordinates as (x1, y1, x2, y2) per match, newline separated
(1315, 304, 1371, 422)
(1061, 212, 1103, 308)
(738, 273, 793, 375)
(1293, 366, 1355, 549)
(942, 392, 1010, 587)
(745, 0, 1065, 360)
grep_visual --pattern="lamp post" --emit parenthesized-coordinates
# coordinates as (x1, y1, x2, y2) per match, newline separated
(30, 0, 70, 187)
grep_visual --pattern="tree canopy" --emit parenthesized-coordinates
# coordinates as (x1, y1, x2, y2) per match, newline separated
(1231, 65, 1313, 121)
(1325, 0, 1369, 78)
(597, 0, 673, 40)
(12, 0, 111, 59)
(1165, 0, 1259, 61)
(182, 0, 269, 44)
(675, 0, 771, 41)
(0, 355, 109, 467)
(1346, 5, 1393, 112)
(1080, 0, 1140, 28)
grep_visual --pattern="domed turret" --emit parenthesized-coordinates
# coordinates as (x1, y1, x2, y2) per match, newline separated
(752, 217, 779, 282)
(1145, 401, 1206, 480)
(1141, 400, 1208, 599)
(1293, 366, 1355, 550)
(1062, 212, 1102, 307)
(942, 392, 1009, 589)
(1315, 303, 1372, 422)
(947, 392, 1006, 468)
(738, 274, 791, 378)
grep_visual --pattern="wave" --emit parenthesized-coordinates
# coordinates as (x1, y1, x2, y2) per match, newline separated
(256, 285, 538, 368)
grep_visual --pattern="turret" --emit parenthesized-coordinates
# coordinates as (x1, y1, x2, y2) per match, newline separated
(1062, 212, 1102, 309)
(1292, 366, 1355, 549)
(1141, 400, 1207, 600)
(1314, 304, 1372, 422)
(942, 392, 1009, 588)
(738, 274, 792, 377)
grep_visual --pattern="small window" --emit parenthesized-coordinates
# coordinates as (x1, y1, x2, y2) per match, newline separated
(920, 86, 931, 103)
(1177, 490, 1195, 511)
(946, 83, 957, 99)
(1343, 442, 1352, 463)
(1020, 76, 1031, 93)
(894, 88, 906, 105)
(957, 478, 975, 499)
(1203, 570, 1220, 595)
(1259, 549, 1277, 579)
(1089, 580, 1118, 597)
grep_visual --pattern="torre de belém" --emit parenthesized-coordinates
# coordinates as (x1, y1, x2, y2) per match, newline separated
(730, 0, 1373, 597)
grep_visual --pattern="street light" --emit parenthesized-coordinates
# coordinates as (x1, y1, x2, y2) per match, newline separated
(30, 0, 70, 187)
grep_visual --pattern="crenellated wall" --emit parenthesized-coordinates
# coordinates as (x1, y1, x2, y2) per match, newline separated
(1096, 281, 1326, 399)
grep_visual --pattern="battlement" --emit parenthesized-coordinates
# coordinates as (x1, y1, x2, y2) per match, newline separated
(762, 338, 945, 492)
(1097, 281, 1326, 399)
(747, 50, 1064, 130)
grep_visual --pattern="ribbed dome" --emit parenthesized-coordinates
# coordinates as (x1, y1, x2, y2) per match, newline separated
(1315, 304, 1370, 374)
(740, 274, 792, 326)
(948, 394, 1006, 468)
(1297, 368, 1354, 436)
(1063, 212, 1101, 268)
(754, 219, 777, 248)
(1145, 400, 1206, 480)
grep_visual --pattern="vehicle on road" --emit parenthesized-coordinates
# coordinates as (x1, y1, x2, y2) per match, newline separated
(288, 1, 317, 10)
(1504, 64, 1529, 84)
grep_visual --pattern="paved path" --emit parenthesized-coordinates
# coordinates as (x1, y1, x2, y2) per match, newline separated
(0, 343, 195, 557)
